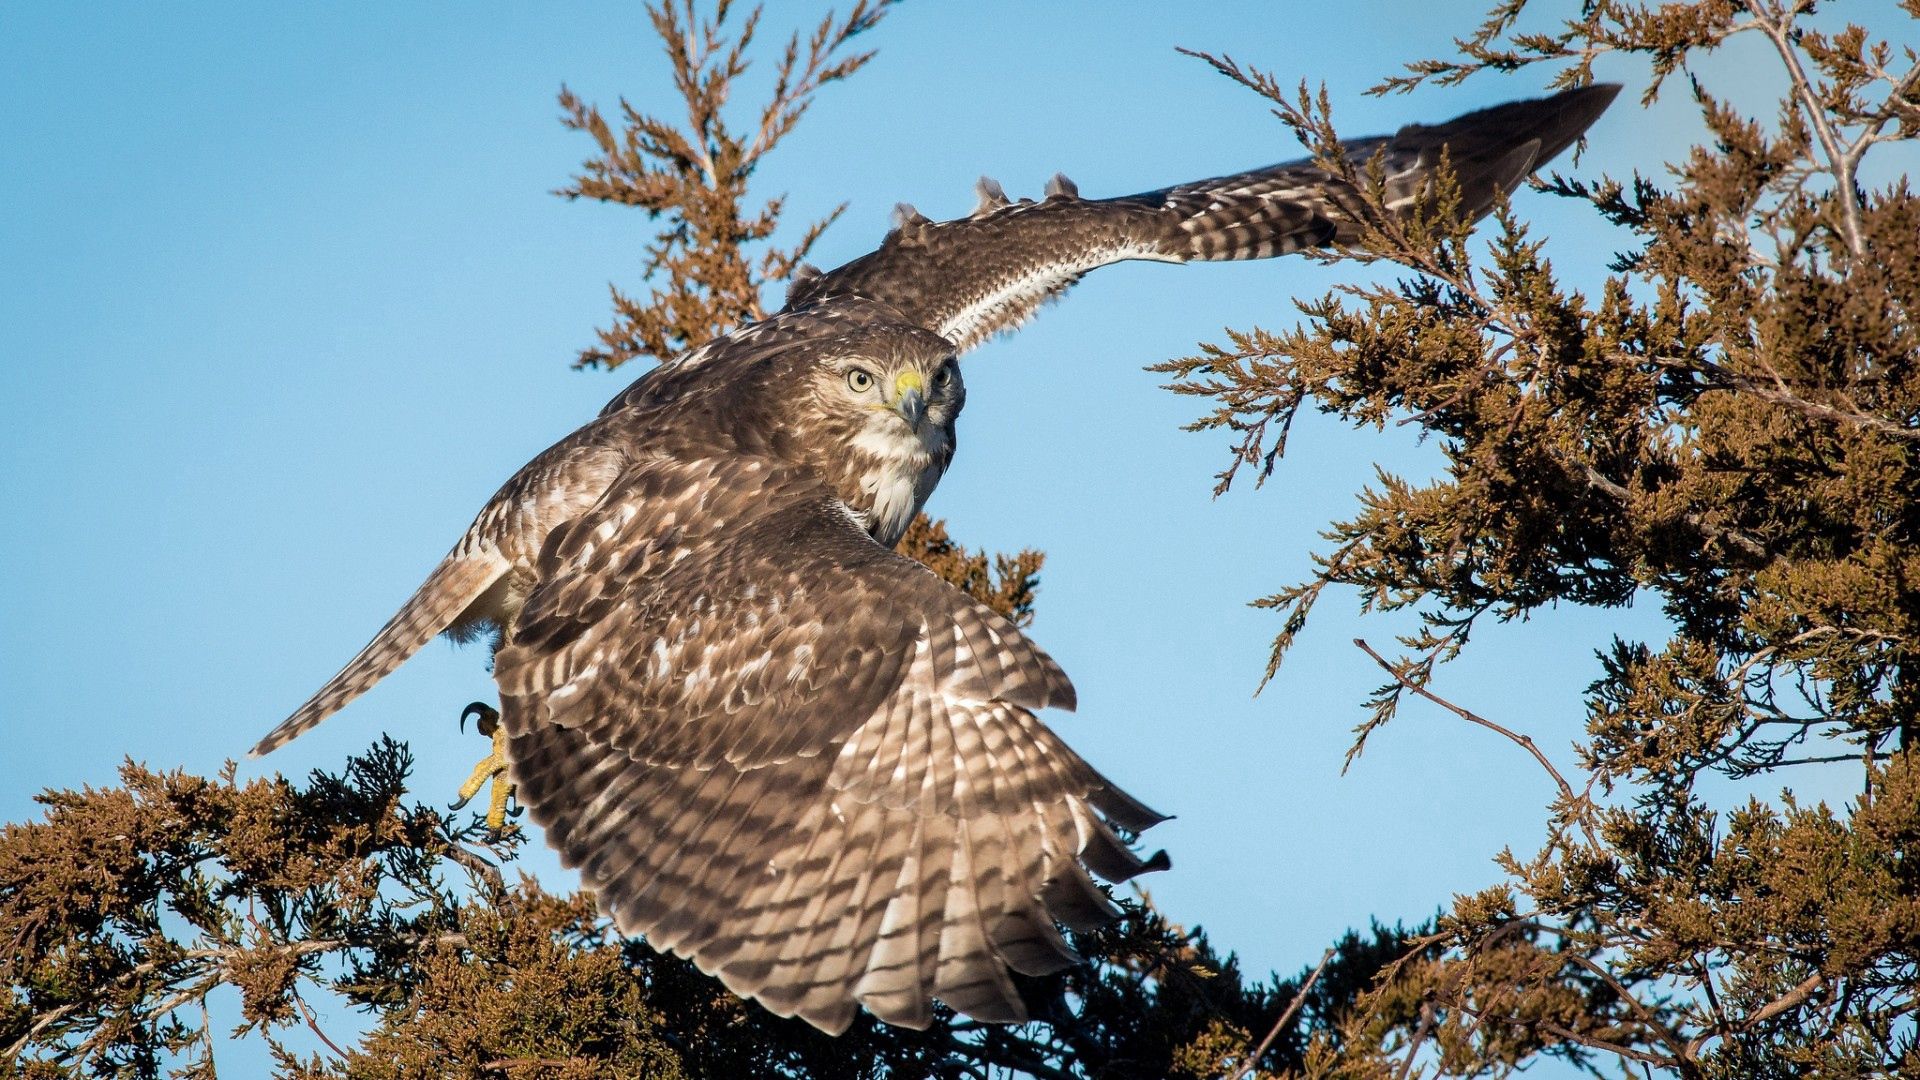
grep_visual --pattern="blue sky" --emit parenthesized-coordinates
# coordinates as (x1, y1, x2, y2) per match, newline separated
(4, 0, 1912, 1063)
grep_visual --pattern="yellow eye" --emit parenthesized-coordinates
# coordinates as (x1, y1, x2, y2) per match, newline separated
(846, 368, 875, 393)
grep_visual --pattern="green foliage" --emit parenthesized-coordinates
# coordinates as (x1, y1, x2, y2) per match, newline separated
(1158, 1, 1920, 1075)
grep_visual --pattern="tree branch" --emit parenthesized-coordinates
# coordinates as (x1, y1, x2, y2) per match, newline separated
(1228, 948, 1334, 1080)
(1355, 638, 1599, 848)
(1751, 1, 1866, 256)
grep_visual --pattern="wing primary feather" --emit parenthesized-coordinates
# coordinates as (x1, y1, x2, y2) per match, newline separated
(250, 549, 509, 756)
(931, 779, 1026, 1023)
(784, 85, 1619, 353)
(1041, 862, 1122, 934)
(852, 813, 937, 1029)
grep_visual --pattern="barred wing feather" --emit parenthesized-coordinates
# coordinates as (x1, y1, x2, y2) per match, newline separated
(495, 459, 1165, 1032)
(787, 83, 1620, 352)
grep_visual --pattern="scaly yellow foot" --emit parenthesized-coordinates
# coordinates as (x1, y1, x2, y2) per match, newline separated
(452, 702, 517, 834)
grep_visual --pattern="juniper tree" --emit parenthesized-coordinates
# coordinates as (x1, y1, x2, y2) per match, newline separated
(1157, 1, 1920, 1075)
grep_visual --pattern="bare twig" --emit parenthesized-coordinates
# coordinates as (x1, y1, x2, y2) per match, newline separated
(1683, 971, 1824, 1057)
(1745, 972, 1826, 1030)
(445, 840, 506, 890)
(291, 986, 351, 1061)
(1563, 953, 1693, 1063)
(4, 1001, 77, 1061)
(1227, 948, 1335, 1080)
(199, 995, 218, 1073)
(1394, 1000, 1436, 1080)
(1354, 638, 1600, 848)
(1535, 1018, 1681, 1070)
(1750, 1, 1865, 255)
(1734, 752, 1869, 771)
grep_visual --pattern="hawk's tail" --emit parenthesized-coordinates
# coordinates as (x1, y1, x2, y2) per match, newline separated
(248, 550, 509, 757)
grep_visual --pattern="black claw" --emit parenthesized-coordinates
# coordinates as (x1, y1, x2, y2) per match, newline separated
(461, 701, 499, 736)
(449, 791, 477, 812)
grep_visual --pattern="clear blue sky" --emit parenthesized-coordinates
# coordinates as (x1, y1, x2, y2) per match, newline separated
(4, 0, 1907, 1063)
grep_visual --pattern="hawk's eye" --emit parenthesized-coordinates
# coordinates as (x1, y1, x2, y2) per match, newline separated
(846, 368, 875, 393)
(933, 364, 954, 389)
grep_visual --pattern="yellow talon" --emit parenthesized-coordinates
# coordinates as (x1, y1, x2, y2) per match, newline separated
(453, 703, 516, 834)
(485, 742, 512, 830)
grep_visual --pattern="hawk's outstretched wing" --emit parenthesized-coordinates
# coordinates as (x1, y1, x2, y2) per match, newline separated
(786, 83, 1620, 352)
(495, 457, 1165, 1033)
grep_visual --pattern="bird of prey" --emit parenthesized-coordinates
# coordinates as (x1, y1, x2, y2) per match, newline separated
(251, 84, 1619, 1033)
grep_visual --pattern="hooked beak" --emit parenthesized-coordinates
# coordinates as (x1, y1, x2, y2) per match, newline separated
(892, 371, 927, 430)
(895, 387, 927, 430)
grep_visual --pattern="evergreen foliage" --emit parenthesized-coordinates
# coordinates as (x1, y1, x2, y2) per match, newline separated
(1158, 2, 1920, 1074)
(3, 742, 1358, 1078)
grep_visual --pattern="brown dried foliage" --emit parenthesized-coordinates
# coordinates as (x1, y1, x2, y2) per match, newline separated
(896, 515, 1047, 629)
(1157, 1, 1920, 1075)
(557, 0, 889, 370)
(1, 741, 1361, 1078)
(1, 742, 487, 1077)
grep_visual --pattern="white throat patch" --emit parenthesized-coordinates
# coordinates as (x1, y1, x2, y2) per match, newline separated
(851, 418, 944, 546)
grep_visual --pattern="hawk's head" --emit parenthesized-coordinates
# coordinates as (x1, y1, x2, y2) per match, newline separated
(788, 323, 963, 546)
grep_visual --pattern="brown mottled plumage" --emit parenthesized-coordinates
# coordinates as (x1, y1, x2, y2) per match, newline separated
(250, 84, 1618, 1032)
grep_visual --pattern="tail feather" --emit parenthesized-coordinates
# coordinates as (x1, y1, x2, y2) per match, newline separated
(249, 551, 509, 757)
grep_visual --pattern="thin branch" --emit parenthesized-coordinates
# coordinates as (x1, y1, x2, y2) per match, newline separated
(1744, 972, 1826, 1030)
(445, 840, 506, 890)
(1534, 1018, 1681, 1070)
(4, 1001, 77, 1061)
(1732, 752, 1867, 771)
(1442, 995, 1687, 1073)
(1860, 61, 1920, 138)
(1563, 953, 1693, 1064)
(199, 995, 218, 1073)
(1690, 957, 1731, 1049)
(1227, 948, 1334, 1080)
(1663, 359, 1920, 442)
(1683, 971, 1824, 1057)
(1581, 464, 1769, 560)
(1751, 1, 1865, 255)
(1394, 1000, 1436, 1080)
(1354, 638, 1600, 848)
(291, 986, 350, 1062)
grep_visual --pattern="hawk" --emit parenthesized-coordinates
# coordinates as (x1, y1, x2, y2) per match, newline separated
(251, 84, 1618, 1033)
